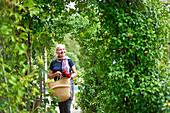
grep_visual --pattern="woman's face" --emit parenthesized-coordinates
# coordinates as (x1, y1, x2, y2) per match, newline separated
(56, 46, 66, 58)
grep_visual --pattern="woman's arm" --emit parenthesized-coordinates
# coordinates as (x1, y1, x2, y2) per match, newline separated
(71, 65, 77, 79)
(48, 70, 62, 80)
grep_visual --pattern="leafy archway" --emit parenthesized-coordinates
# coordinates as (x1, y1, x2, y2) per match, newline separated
(0, 0, 169, 112)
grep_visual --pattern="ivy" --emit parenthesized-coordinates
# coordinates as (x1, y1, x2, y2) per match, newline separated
(74, 0, 169, 112)
(0, 0, 169, 112)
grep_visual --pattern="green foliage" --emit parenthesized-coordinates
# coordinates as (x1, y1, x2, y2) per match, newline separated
(0, 0, 70, 112)
(75, 0, 170, 112)
(0, 0, 86, 112)
(0, 0, 169, 112)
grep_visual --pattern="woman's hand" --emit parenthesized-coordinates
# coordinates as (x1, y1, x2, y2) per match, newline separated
(54, 71, 62, 77)
(48, 70, 62, 80)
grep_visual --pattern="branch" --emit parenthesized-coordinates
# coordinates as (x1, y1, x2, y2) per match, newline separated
(5, 0, 12, 7)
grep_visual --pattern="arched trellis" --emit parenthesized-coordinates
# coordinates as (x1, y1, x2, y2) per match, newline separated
(0, 0, 169, 112)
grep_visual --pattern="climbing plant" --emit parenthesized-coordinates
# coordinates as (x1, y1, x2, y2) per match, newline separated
(74, 0, 170, 112)
(0, 0, 169, 112)
(0, 0, 71, 112)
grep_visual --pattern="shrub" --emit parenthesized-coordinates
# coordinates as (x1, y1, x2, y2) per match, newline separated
(76, 0, 169, 112)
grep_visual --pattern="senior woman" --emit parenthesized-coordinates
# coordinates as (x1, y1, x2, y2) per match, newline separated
(48, 44, 77, 113)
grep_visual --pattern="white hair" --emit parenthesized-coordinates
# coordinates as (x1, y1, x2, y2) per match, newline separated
(55, 44, 65, 54)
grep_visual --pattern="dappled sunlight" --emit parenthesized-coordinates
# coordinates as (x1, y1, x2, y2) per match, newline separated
(0, 0, 169, 112)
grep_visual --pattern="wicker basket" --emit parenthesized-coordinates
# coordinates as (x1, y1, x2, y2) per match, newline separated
(48, 77, 70, 102)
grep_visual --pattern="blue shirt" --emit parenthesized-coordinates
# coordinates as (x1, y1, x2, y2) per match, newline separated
(49, 59, 74, 81)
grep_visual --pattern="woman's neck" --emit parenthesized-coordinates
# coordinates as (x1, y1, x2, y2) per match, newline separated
(57, 56, 64, 62)
(58, 56, 64, 59)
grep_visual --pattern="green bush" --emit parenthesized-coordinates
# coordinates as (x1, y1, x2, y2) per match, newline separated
(0, 0, 69, 112)
(0, 0, 169, 112)
(76, 0, 169, 112)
